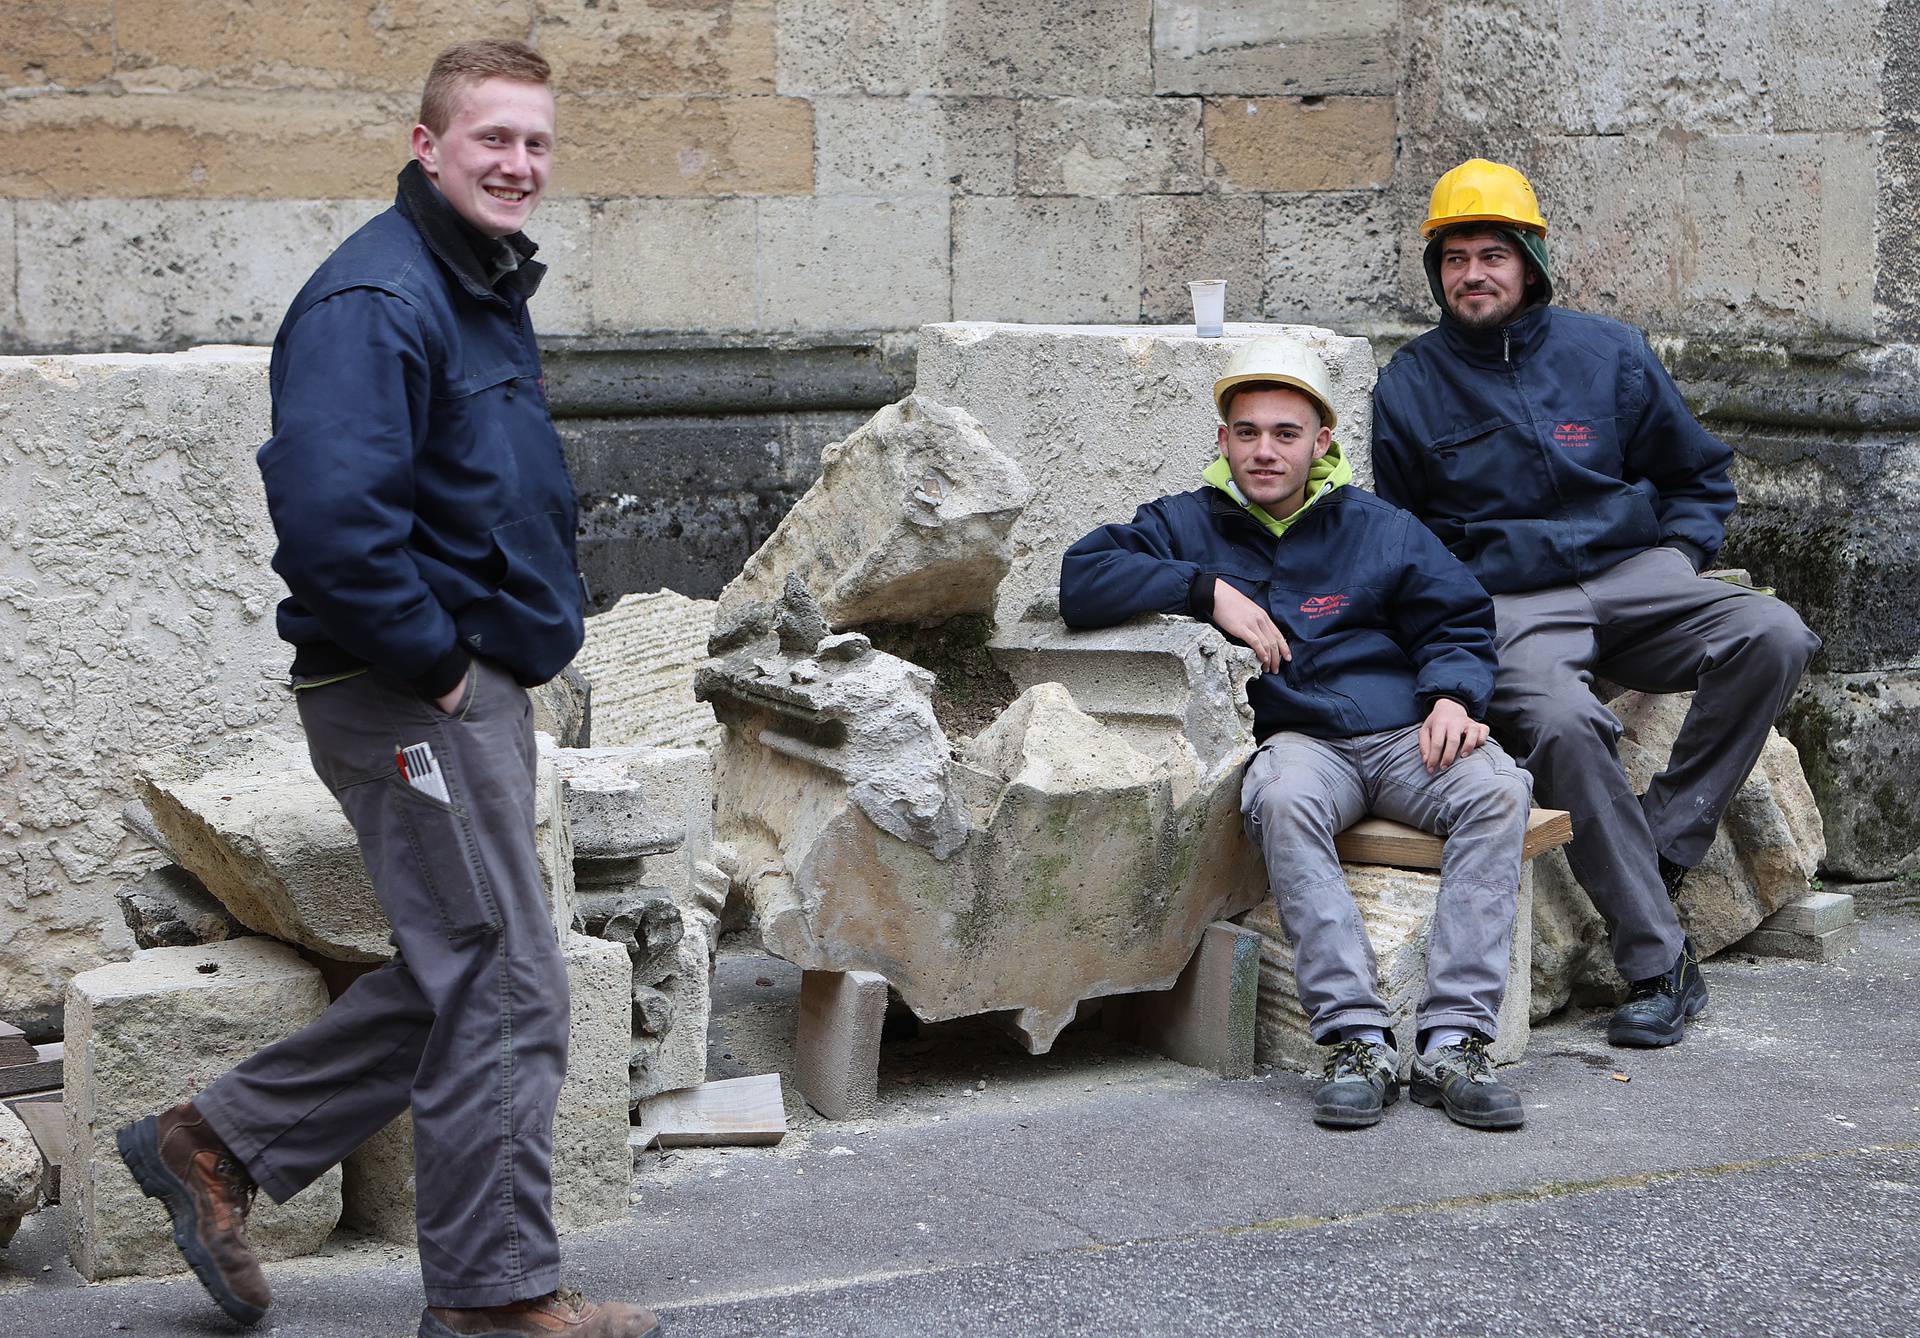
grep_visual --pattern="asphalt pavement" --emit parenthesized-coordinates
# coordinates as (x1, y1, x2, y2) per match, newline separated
(4, 898, 1916, 1338)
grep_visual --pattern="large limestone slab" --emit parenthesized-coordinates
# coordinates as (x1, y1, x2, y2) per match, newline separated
(0, 349, 296, 1031)
(915, 322, 1377, 627)
(1242, 864, 1534, 1074)
(341, 933, 633, 1242)
(1530, 691, 1825, 1017)
(64, 938, 341, 1280)
(136, 736, 573, 963)
(718, 395, 1030, 630)
(576, 590, 722, 749)
(699, 593, 1266, 1052)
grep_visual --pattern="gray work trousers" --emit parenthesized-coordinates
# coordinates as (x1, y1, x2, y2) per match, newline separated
(1488, 546, 1820, 980)
(197, 659, 568, 1308)
(1240, 724, 1533, 1044)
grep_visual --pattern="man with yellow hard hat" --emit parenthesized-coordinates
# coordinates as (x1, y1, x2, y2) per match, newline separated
(1061, 337, 1534, 1133)
(1372, 158, 1820, 1050)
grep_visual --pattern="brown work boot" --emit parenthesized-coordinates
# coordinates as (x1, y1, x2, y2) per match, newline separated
(419, 1287, 662, 1337)
(115, 1101, 270, 1325)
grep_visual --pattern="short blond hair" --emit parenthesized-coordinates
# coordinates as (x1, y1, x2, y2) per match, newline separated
(418, 39, 551, 134)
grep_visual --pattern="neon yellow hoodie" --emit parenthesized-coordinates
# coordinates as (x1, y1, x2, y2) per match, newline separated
(1203, 440, 1353, 539)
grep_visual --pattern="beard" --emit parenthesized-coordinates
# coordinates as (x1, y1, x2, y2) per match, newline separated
(1448, 289, 1524, 330)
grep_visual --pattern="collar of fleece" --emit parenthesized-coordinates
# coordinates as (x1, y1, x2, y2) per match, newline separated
(1203, 440, 1352, 539)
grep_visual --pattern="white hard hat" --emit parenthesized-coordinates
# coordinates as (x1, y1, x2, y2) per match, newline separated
(1212, 337, 1337, 429)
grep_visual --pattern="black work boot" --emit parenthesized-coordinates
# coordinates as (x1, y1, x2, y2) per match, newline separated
(1312, 1038, 1398, 1128)
(1606, 937, 1709, 1047)
(116, 1101, 270, 1325)
(1411, 1036, 1524, 1130)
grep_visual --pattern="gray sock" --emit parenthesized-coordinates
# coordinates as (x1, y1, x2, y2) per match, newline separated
(1422, 1026, 1472, 1055)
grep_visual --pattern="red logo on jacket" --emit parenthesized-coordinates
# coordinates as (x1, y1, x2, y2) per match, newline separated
(1301, 594, 1348, 619)
(1553, 422, 1596, 448)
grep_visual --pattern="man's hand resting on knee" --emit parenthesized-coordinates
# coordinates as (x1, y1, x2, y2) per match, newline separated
(1419, 697, 1488, 774)
(1211, 579, 1291, 673)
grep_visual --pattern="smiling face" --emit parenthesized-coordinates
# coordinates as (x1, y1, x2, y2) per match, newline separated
(1438, 229, 1535, 330)
(1217, 386, 1333, 516)
(410, 76, 555, 238)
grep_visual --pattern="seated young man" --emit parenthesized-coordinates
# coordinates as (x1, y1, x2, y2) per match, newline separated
(1059, 337, 1533, 1131)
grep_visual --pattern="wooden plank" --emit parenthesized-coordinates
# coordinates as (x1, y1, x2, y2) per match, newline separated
(1333, 808, 1571, 871)
(632, 1074, 787, 1149)
(0, 1021, 37, 1067)
(0, 1043, 62, 1099)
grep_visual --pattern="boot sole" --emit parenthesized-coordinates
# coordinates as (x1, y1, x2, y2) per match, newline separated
(1409, 1079, 1525, 1130)
(115, 1117, 267, 1327)
(419, 1310, 664, 1338)
(1606, 989, 1709, 1049)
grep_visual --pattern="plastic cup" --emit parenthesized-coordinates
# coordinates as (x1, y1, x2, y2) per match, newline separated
(1189, 280, 1226, 338)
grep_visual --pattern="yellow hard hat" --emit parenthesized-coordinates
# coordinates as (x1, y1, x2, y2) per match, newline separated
(1422, 158, 1547, 239)
(1213, 337, 1337, 429)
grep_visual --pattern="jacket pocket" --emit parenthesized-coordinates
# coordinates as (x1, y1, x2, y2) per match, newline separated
(334, 769, 504, 941)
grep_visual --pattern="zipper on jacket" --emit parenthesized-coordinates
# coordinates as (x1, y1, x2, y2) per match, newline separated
(1503, 328, 1511, 364)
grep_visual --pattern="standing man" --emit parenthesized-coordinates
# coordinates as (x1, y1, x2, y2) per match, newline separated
(1062, 338, 1534, 1133)
(1371, 158, 1820, 1050)
(114, 40, 660, 1338)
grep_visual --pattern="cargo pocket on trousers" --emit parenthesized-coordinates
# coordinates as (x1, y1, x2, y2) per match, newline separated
(336, 771, 504, 941)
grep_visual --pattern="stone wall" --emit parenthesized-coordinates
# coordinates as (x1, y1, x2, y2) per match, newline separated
(1, 1, 1903, 352)
(0, 349, 297, 1036)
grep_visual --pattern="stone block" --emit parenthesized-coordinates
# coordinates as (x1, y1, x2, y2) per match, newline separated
(0, 0, 114, 87)
(1243, 863, 1535, 1073)
(756, 195, 952, 332)
(342, 933, 633, 1241)
(530, 665, 592, 750)
(0, 1104, 44, 1248)
(813, 96, 1015, 195)
(1139, 195, 1265, 324)
(792, 969, 888, 1120)
(591, 199, 757, 333)
(776, 0, 1152, 97)
(702, 591, 1270, 1049)
(1107, 920, 1262, 1078)
(1529, 694, 1825, 1016)
(915, 322, 1378, 626)
(14, 199, 348, 349)
(0, 91, 408, 199)
(1758, 890, 1857, 937)
(718, 395, 1029, 629)
(575, 591, 723, 749)
(0, 200, 15, 342)
(136, 736, 574, 963)
(990, 614, 1258, 795)
(1151, 0, 1400, 96)
(0, 349, 294, 1028)
(524, 197, 592, 339)
(1736, 921, 1861, 964)
(63, 939, 340, 1280)
(112, 0, 529, 91)
(565, 95, 813, 197)
(630, 921, 713, 1102)
(1725, 504, 1920, 675)
(952, 197, 1142, 324)
(1263, 192, 1399, 327)
(536, 0, 776, 95)
(1203, 96, 1395, 192)
(1782, 672, 1920, 880)
(1015, 97, 1203, 195)
(114, 865, 243, 951)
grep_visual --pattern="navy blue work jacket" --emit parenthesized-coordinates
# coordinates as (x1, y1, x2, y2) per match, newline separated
(256, 167, 583, 695)
(1370, 305, 1736, 595)
(1060, 484, 1497, 742)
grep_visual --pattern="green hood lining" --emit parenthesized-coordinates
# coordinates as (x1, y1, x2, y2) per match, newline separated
(1203, 440, 1352, 539)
